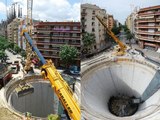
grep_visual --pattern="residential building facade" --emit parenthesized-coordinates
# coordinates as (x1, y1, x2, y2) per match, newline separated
(7, 18, 22, 43)
(126, 11, 137, 34)
(18, 18, 39, 50)
(108, 15, 114, 30)
(135, 5, 160, 49)
(81, 3, 112, 53)
(32, 22, 81, 67)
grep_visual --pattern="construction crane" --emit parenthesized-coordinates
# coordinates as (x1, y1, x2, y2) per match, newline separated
(96, 15, 127, 56)
(20, 30, 80, 120)
(24, 0, 34, 72)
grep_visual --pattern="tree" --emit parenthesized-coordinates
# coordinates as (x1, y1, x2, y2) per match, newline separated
(8, 42, 15, 49)
(111, 24, 121, 35)
(21, 50, 26, 58)
(0, 50, 5, 60)
(59, 45, 78, 68)
(82, 32, 96, 54)
(123, 25, 129, 32)
(14, 45, 21, 53)
(126, 30, 133, 47)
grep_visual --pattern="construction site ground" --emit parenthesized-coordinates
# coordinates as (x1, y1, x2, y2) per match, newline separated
(0, 88, 22, 120)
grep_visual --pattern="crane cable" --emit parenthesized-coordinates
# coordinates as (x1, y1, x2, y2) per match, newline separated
(109, 66, 118, 94)
(131, 62, 135, 95)
(40, 82, 45, 116)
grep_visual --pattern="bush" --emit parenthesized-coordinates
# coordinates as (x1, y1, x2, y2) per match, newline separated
(47, 114, 60, 120)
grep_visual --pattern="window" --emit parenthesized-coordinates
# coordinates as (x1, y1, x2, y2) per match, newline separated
(92, 28, 95, 32)
(72, 33, 77, 37)
(73, 26, 78, 30)
(92, 10, 95, 14)
(76, 40, 80, 43)
(82, 29, 85, 33)
(66, 26, 70, 30)
(81, 17, 85, 20)
(92, 22, 95, 26)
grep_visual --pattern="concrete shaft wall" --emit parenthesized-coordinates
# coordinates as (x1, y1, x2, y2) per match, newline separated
(82, 59, 160, 120)
(9, 82, 58, 118)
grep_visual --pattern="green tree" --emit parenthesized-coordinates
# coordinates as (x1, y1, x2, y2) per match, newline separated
(111, 24, 121, 35)
(21, 50, 26, 58)
(14, 45, 21, 53)
(59, 45, 78, 68)
(8, 42, 15, 49)
(0, 36, 15, 51)
(123, 25, 129, 32)
(47, 114, 60, 120)
(0, 50, 5, 59)
(82, 32, 95, 54)
(126, 30, 133, 47)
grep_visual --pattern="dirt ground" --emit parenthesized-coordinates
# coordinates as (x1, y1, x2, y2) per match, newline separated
(0, 87, 22, 120)
(0, 107, 22, 120)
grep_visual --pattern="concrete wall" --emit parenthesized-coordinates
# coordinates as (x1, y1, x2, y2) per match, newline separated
(82, 60, 160, 120)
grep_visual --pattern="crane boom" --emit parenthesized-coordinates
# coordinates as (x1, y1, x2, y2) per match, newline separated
(96, 15, 127, 56)
(24, 0, 33, 72)
(22, 31, 80, 120)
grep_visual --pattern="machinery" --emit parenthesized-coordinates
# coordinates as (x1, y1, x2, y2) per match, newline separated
(21, 30, 80, 120)
(17, 1, 80, 119)
(96, 15, 127, 56)
(15, 82, 34, 97)
(24, 0, 34, 72)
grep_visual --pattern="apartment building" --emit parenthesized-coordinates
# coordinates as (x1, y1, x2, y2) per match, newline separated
(126, 12, 137, 34)
(7, 18, 22, 43)
(135, 5, 160, 49)
(32, 22, 81, 67)
(81, 3, 112, 53)
(108, 15, 114, 30)
(18, 19, 39, 50)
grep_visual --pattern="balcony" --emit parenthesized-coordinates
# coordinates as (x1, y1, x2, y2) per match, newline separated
(38, 47, 59, 51)
(33, 29, 80, 33)
(135, 25, 160, 29)
(81, 12, 87, 16)
(136, 19, 155, 23)
(135, 31, 160, 36)
(138, 11, 160, 17)
(136, 36, 160, 42)
(42, 54, 60, 58)
(35, 41, 81, 46)
(33, 35, 81, 40)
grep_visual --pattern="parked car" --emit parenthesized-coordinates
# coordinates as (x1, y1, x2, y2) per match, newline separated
(6, 60, 12, 65)
(13, 61, 20, 71)
(10, 64, 18, 74)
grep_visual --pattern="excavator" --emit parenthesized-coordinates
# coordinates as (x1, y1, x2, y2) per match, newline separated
(16, 29, 81, 120)
(96, 15, 127, 56)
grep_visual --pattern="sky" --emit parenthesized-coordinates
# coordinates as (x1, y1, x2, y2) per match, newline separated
(81, 0, 160, 24)
(0, 0, 159, 23)
(0, 0, 81, 22)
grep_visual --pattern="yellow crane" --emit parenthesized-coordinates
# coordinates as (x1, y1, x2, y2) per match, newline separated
(20, 0, 80, 119)
(24, 0, 34, 72)
(21, 30, 80, 120)
(96, 15, 127, 56)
